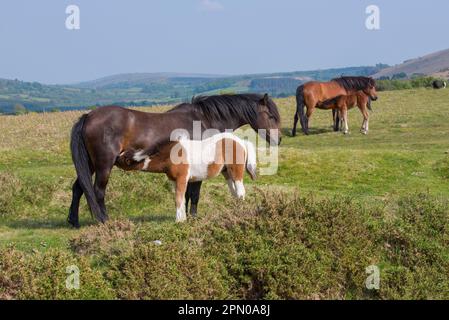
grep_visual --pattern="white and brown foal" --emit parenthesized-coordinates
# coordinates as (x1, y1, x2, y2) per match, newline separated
(117, 133, 257, 222)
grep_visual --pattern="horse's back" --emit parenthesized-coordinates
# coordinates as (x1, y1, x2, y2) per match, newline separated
(178, 133, 247, 181)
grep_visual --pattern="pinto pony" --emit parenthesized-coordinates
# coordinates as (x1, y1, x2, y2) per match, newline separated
(316, 91, 372, 134)
(116, 133, 257, 222)
(292, 76, 378, 136)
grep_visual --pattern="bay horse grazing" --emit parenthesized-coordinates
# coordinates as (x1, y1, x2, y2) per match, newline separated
(116, 133, 257, 222)
(292, 76, 378, 136)
(316, 91, 372, 135)
(69, 94, 280, 228)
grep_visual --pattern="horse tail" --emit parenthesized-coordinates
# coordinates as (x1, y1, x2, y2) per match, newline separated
(244, 140, 257, 180)
(367, 96, 373, 111)
(295, 85, 306, 135)
(70, 114, 106, 223)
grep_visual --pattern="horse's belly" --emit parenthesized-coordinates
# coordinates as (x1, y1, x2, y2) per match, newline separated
(189, 163, 211, 181)
(316, 104, 334, 110)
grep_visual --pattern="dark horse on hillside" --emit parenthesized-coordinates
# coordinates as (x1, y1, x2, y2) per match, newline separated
(68, 94, 281, 228)
(291, 76, 378, 136)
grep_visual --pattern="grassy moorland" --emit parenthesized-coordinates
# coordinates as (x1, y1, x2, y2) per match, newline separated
(0, 89, 448, 299)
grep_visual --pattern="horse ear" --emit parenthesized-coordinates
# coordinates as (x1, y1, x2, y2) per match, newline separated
(262, 93, 269, 106)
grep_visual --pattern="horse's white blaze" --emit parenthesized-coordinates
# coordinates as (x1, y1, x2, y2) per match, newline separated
(234, 180, 245, 200)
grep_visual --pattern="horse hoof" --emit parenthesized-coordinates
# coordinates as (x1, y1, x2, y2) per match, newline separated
(190, 204, 198, 217)
(67, 218, 80, 229)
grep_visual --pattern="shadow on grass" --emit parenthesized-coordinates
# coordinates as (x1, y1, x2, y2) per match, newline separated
(0, 212, 174, 230)
(0, 217, 93, 230)
(283, 126, 335, 137)
(128, 213, 174, 224)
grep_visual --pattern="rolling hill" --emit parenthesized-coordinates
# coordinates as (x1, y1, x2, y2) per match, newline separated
(0, 65, 386, 114)
(372, 48, 449, 79)
(74, 72, 225, 89)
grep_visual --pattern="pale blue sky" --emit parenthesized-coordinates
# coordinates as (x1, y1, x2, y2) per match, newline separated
(0, 0, 448, 84)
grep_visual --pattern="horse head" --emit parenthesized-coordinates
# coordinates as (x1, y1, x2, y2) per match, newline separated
(363, 78, 378, 101)
(254, 93, 282, 146)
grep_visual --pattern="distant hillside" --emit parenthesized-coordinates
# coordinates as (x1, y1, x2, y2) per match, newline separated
(373, 48, 449, 79)
(75, 72, 225, 89)
(0, 65, 386, 114)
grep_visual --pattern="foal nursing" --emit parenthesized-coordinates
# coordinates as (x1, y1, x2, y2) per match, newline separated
(117, 133, 257, 222)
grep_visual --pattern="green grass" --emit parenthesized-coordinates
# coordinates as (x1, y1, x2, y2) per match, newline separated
(0, 89, 448, 299)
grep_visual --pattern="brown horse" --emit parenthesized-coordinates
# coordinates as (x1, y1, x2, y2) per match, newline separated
(69, 94, 281, 228)
(316, 91, 372, 135)
(116, 133, 257, 222)
(292, 76, 378, 136)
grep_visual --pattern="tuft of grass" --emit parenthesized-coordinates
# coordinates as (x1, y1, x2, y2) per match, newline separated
(0, 247, 115, 300)
(0, 192, 448, 299)
(70, 219, 136, 257)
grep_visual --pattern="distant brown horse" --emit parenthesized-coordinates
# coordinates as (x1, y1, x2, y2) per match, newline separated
(69, 94, 281, 228)
(292, 76, 378, 136)
(316, 91, 373, 135)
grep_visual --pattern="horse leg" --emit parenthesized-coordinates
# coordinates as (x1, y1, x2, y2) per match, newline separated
(226, 165, 245, 200)
(68, 178, 85, 228)
(332, 109, 340, 132)
(339, 110, 344, 132)
(305, 107, 314, 135)
(342, 107, 349, 135)
(360, 117, 367, 134)
(186, 181, 202, 217)
(184, 183, 191, 214)
(293, 85, 306, 136)
(300, 95, 315, 135)
(175, 177, 188, 222)
(292, 112, 300, 137)
(222, 170, 238, 197)
(93, 161, 114, 222)
(359, 103, 369, 134)
(360, 105, 369, 134)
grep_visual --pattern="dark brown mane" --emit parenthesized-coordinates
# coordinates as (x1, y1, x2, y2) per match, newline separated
(331, 76, 376, 91)
(168, 93, 280, 127)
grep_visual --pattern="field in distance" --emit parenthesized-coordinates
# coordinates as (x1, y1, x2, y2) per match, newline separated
(0, 88, 448, 299)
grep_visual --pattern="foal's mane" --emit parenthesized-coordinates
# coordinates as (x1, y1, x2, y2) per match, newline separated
(168, 93, 280, 127)
(332, 76, 376, 91)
